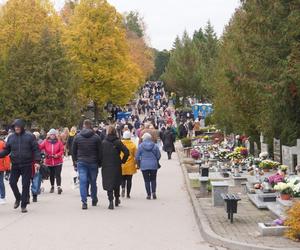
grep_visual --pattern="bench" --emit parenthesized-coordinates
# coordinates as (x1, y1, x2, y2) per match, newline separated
(221, 193, 241, 223)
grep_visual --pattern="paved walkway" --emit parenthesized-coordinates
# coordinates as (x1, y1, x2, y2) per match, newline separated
(0, 151, 214, 250)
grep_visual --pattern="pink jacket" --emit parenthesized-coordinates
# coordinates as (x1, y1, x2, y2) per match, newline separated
(39, 139, 64, 167)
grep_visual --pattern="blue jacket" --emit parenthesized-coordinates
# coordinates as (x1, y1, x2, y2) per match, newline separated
(136, 139, 161, 170)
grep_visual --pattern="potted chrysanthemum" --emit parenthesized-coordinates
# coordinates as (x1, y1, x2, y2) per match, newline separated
(274, 182, 294, 200)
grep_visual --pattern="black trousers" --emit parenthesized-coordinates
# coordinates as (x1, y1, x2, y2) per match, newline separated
(167, 151, 173, 159)
(121, 175, 133, 196)
(49, 165, 62, 187)
(107, 186, 120, 201)
(9, 165, 32, 208)
(142, 170, 157, 195)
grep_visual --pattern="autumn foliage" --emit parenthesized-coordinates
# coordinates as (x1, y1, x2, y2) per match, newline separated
(285, 201, 300, 241)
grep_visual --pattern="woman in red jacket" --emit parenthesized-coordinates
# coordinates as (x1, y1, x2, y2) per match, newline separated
(40, 129, 64, 194)
(0, 131, 11, 204)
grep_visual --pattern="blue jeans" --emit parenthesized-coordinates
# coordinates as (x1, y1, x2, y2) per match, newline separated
(77, 162, 98, 203)
(31, 172, 42, 196)
(0, 172, 5, 199)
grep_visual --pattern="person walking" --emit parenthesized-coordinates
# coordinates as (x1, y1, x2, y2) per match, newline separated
(39, 129, 64, 195)
(72, 120, 102, 210)
(101, 126, 129, 210)
(31, 132, 43, 202)
(0, 130, 10, 205)
(136, 133, 161, 200)
(162, 126, 176, 160)
(121, 131, 137, 199)
(0, 119, 41, 213)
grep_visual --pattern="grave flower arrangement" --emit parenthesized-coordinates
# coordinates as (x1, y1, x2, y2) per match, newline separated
(292, 183, 300, 197)
(268, 173, 285, 187)
(259, 160, 280, 170)
(235, 147, 248, 157)
(274, 181, 294, 200)
(190, 149, 201, 160)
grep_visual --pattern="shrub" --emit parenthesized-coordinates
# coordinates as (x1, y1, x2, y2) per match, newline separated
(285, 201, 300, 241)
(181, 137, 192, 148)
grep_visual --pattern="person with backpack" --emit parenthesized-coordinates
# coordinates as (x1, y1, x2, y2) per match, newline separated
(136, 133, 161, 200)
(39, 129, 64, 195)
(0, 130, 11, 205)
(101, 126, 129, 210)
(0, 119, 41, 213)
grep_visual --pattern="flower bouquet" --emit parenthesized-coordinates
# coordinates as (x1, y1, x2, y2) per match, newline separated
(268, 173, 285, 187)
(274, 182, 294, 200)
(259, 160, 280, 172)
(279, 165, 288, 174)
(190, 149, 201, 160)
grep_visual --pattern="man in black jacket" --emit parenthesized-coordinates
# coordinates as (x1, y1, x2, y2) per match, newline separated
(72, 119, 102, 210)
(0, 119, 41, 213)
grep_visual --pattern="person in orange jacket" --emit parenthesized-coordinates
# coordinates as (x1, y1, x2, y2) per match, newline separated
(0, 131, 11, 204)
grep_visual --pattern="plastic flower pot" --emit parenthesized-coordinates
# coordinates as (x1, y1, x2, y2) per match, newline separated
(280, 193, 291, 200)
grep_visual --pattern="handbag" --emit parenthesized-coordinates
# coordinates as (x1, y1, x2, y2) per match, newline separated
(39, 164, 50, 180)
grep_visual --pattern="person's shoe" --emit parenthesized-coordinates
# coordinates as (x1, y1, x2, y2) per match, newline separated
(0, 198, 7, 205)
(92, 199, 98, 206)
(57, 187, 63, 195)
(21, 207, 28, 213)
(152, 193, 157, 200)
(127, 194, 131, 199)
(14, 200, 20, 209)
(32, 195, 37, 203)
(146, 195, 151, 200)
(115, 198, 121, 207)
(50, 186, 54, 193)
(82, 203, 88, 210)
(108, 201, 114, 210)
(121, 189, 125, 198)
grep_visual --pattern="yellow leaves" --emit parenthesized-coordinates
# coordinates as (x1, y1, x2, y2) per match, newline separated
(64, 0, 143, 107)
(285, 201, 300, 241)
(0, 0, 63, 60)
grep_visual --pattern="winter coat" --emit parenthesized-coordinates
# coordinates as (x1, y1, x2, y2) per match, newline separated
(72, 129, 102, 165)
(39, 139, 64, 167)
(101, 134, 129, 191)
(0, 119, 41, 167)
(121, 139, 137, 176)
(162, 128, 176, 153)
(67, 134, 76, 156)
(0, 140, 10, 172)
(136, 139, 161, 171)
(178, 124, 188, 139)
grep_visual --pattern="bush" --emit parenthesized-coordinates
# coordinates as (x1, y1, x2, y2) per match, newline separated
(285, 201, 300, 241)
(181, 137, 192, 148)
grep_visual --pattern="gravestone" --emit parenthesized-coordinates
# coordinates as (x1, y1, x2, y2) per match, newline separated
(211, 181, 229, 206)
(260, 133, 269, 154)
(282, 139, 300, 173)
(273, 138, 281, 163)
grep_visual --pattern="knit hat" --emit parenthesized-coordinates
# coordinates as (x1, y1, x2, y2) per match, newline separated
(48, 128, 57, 135)
(142, 133, 152, 141)
(123, 131, 131, 139)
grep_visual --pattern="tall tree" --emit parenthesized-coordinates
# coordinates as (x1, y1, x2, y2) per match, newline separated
(151, 49, 170, 80)
(0, 0, 78, 128)
(124, 11, 154, 80)
(64, 0, 142, 120)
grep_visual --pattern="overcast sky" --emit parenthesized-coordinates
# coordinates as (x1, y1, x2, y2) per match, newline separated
(1, 0, 241, 50)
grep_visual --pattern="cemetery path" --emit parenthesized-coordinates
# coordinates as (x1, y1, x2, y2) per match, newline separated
(0, 151, 215, 250)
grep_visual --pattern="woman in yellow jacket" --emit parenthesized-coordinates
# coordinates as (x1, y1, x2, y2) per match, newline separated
(121, 131, 137, 198)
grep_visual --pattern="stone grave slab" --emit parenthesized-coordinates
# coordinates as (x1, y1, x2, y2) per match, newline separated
(211, 181, 229, 207)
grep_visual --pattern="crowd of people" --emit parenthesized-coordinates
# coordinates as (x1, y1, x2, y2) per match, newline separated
(0, 81, 180, 212)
